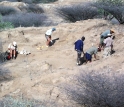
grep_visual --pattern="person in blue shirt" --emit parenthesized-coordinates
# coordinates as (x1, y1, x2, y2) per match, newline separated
(74, 36, 85, 65)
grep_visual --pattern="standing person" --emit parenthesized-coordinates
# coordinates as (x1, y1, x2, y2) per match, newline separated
(99, 29, 114, 50)
(103, 34, 113, 58)
(74, 36, 85, 65)
(8, 41, 17, 59)
(85, 44, 98, 63)
(45, 28, 56, 47)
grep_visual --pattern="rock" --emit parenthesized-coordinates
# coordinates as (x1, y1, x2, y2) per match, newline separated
(12, 89, 20, 94)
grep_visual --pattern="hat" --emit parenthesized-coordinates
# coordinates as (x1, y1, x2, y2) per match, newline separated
(110, 29, 115, 33)
(52, 28, 56, 31)
(13, 41, 17, 46)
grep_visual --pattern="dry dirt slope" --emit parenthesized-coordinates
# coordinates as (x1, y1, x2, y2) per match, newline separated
(0, 19, 124, 106)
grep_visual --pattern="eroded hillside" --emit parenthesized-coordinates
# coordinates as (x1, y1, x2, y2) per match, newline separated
(0, 0, 124, 107)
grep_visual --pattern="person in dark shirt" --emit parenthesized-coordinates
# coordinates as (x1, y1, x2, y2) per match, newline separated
(74, 36, 85, 65)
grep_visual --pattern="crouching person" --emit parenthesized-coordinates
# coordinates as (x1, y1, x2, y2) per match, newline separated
(8, 41, 17, 59)
(85, 44, 98, 63)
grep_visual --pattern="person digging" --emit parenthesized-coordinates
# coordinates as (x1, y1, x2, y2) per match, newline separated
(45, 28, 56, 47)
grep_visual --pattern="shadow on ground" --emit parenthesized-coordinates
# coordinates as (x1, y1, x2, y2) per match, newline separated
(0, 64, 13, 83)
(49, 38, 59, 46)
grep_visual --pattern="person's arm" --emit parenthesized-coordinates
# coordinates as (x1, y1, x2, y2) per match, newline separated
(8, 44, 11, 50)
(94, 54, 97, 59)
(81, 46, 85, 54)
(103, 39, 106, 49)
(81, 42, 85, 54)
(93, 48, 98, 60)
(82, 49, 85, 54)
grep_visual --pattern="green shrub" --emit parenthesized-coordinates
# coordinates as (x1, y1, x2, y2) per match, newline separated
(0, 15, 14, 31)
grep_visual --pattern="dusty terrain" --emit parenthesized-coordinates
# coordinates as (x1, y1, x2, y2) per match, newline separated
(0, 0, 124, 107)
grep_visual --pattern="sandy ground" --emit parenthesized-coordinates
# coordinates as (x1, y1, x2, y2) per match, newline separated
(0, 0, 124, 106)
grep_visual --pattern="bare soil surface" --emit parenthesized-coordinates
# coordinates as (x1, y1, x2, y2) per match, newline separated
(0, 0, 124, 106)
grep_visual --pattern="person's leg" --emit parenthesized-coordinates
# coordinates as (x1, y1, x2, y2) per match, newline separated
(107, 47, 111, 56)
(77, 52, 81, 65)
(10, 49, 12, 58)
(86, 53, 92, 63)
(103, 47, 109, 58)
(46, 37, 51, 46)
(45, 35, 51, 47)
(13, 50, 16, 58)
(99, 38, 104, 50)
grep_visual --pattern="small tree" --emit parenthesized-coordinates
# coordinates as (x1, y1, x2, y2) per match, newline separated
(64, 69, 124, 107)
(94, 0, 124, 24)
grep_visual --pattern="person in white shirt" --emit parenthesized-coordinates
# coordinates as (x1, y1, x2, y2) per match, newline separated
(45, 28, 56, 47)
(103, 34, 113, 58)
(8, 41, 17, 59)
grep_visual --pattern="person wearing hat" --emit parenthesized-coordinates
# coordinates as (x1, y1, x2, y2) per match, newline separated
(45, 28, 56, 47)
(74, 36, 85, 65)
(8, 41, 17, 59)
(99, 29, 115, 50)
(85, 43, 98, 63)
(103, 33, 113, 58)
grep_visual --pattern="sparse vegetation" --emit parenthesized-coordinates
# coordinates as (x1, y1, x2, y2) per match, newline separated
(0, 6, 17, 16)
(0, 0, 58, 3)
(19, 4, 44, 13)
(2, 13, 48, 27)
(56, 3, 98, 22)
(0, 15, 14, 31)
(32, 0, 58, 3)
(64, 68, 124, 107)
(0, 95, 58, 107)
(97, 0, 124, 5)
(56, 0, 124, 24)
(93, 0, 124, 24)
